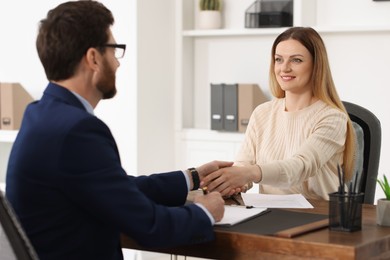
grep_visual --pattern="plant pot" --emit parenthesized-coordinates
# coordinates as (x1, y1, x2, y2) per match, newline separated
(198, 10, 222, 29)
(377, 198, 390, 226)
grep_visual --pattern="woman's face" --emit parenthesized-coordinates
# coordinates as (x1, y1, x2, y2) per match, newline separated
(274, 39, 313, 95)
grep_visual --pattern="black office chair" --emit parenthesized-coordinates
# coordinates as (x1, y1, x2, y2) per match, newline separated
(0, 191, 39, 260)
(343, 101, 382, 204)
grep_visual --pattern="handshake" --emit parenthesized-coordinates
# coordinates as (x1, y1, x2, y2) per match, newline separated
(189, 160, 262, 222)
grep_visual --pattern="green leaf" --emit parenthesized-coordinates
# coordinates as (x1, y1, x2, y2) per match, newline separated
(377, 175, 390, 200)
(199, 0, 221, 11)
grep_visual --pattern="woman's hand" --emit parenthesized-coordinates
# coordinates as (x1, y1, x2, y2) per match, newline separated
(200, 165, 262, 197)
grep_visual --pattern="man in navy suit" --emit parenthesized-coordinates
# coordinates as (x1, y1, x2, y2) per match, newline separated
(5, 1, 231, 259)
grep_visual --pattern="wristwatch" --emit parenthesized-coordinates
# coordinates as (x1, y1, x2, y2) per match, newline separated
(188, 167, 200, 190)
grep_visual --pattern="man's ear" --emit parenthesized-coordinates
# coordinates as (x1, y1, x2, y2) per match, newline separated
(85, 47, 100, 69)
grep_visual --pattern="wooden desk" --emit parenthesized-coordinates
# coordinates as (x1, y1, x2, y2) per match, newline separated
(121, 200, 390, 260)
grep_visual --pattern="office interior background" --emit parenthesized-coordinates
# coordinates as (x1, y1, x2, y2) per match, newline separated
(1, 0, 390, 205)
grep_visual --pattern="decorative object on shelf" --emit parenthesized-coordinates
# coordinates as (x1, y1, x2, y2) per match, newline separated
(376, 174, 390, 226)
(198, 0, 222, 29)
(245, 0, 293, 28)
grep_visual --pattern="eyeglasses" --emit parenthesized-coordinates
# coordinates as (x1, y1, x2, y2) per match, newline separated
(103, 44, 126, 59)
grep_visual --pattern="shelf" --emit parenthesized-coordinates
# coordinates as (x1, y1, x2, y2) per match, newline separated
(182, 25, 390, 37)
(0, 130, 18, 143)
(182, 28, 288, 37)
(314, 25, 390, 34)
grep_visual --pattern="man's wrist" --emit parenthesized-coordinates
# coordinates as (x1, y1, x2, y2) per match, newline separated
(195, 203, 215, 225)
(188, 167, 200, 190)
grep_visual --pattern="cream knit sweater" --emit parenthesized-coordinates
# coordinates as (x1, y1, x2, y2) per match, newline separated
(235, 98, 348, 200)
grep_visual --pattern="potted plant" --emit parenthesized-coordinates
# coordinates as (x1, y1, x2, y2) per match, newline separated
(198, 0, 222, 29)
(377, 174, 390, 226)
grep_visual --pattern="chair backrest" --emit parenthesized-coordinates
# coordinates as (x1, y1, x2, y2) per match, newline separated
(0, 191, 39, 260)
(343, 101, 382, 204)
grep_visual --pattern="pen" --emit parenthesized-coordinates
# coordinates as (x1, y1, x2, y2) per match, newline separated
(230, 204, 254, 209)
(202, 186, 208, 195)
(337, 164, 344, 194)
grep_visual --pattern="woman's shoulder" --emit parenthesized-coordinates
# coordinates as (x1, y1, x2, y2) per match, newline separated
(315, 100, 348, 121)
(316, 100, 346, 113)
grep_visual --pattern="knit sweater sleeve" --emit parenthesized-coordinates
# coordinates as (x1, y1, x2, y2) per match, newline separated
(235, 99, 348, 189)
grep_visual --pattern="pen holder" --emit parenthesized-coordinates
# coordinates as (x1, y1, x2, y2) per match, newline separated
(328, 192, 364, 232)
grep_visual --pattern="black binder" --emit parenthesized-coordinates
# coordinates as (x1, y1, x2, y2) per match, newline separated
(215, 209, 328, 237)
(210, 83, 224, 130)
(223, 84, 238, 132)
(210, 83, 238, 132)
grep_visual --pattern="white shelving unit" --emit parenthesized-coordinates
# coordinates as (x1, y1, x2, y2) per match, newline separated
(182, 25, 390, 37)
(173, 0, 318, 168)
(0, 130, 17, 183)
(173, 0, 390, 169)
(0, 130, 17, 143)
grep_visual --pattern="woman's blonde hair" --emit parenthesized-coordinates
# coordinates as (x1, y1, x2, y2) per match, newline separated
(269, 27, 356, 180)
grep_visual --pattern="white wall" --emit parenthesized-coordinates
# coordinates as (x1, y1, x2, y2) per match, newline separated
(316, 0, 390, 27)
(136, 0, 176, 175)
(0, 1, 137, 175)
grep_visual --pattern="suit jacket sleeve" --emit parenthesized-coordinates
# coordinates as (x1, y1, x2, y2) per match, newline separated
(57, 116, 214, 247)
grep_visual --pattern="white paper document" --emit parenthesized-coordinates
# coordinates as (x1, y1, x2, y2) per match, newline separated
(215, 205, 268, 226)
(241, 193, 313, 209)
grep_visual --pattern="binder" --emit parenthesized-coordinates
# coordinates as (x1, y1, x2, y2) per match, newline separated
(215, 209, 328, 237)
(223, 84, 238, 132)
(210, 83, 268, 132)
(0, 83, 34, 130)
(210, 84, 224, 130)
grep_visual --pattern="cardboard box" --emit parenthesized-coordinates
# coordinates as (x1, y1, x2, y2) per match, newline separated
(0, 83, 34, 130)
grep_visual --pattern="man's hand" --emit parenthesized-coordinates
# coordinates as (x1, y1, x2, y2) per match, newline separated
(200, 165, 262, 197)
(194, 191, 225, 222)
(196, 160, 234, 180)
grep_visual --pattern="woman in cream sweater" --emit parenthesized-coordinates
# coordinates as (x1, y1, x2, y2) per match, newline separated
(201, 27, 356, 200)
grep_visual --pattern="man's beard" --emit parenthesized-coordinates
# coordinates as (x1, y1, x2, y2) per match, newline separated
(97, 59, 117, 100)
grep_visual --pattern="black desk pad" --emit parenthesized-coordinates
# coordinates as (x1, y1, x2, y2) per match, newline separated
(215, 209, 328, 236)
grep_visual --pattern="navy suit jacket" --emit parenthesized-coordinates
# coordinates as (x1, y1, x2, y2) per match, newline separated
(6, 83, 214, 260)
